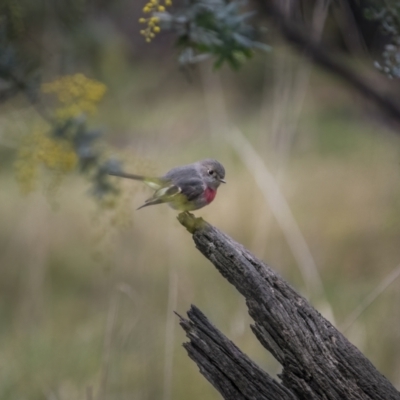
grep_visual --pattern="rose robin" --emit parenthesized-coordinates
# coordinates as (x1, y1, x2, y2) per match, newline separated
(108, 159, 226, 211)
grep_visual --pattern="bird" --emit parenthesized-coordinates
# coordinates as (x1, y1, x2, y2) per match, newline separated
(108, 159, 226, 211)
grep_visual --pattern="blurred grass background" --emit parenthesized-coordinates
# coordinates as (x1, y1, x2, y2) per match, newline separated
(1, 4, 400, 398)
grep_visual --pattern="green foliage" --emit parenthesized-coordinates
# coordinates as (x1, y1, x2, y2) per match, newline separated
(0, 7, 121, 200)
(157, 0, 270, 69)
(10, 71, 122, 200)
(51, 116, 122, 198)
(365, 1, 400, 79)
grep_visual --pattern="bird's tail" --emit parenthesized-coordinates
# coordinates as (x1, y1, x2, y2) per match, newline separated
(108, 171, 163, 190)
(108, 171, 146, 181)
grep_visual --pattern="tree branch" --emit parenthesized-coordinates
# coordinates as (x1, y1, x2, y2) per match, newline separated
(177, 306, 297, 400)
(260, 1, 400, 124)
(177, 212, 400, 400)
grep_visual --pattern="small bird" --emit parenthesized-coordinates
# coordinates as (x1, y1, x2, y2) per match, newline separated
(108, 159, 226, 211)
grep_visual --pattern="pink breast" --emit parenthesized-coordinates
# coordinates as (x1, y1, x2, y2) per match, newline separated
(204, 187, 217, 204)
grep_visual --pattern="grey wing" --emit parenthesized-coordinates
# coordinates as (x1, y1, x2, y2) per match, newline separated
(137, 177, 204, 210)
(163, 164, 205, 200)
(153, 177, 205, 202)
(135, 165, 205, 210)
(177, 177, 205, 201)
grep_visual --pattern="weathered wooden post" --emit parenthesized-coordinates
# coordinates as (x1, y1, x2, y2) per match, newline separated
(177, 213, 400, 400)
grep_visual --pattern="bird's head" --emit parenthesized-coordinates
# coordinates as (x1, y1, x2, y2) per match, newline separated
(199, 159, 226, 189)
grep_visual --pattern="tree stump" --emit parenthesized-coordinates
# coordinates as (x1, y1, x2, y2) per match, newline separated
(177, 212, 400, 400)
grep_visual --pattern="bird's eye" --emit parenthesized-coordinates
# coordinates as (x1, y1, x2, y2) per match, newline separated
(208, 169, 214, 175)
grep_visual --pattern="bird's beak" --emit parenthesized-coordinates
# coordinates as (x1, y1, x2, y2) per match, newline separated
(219, 178, 226, 184)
